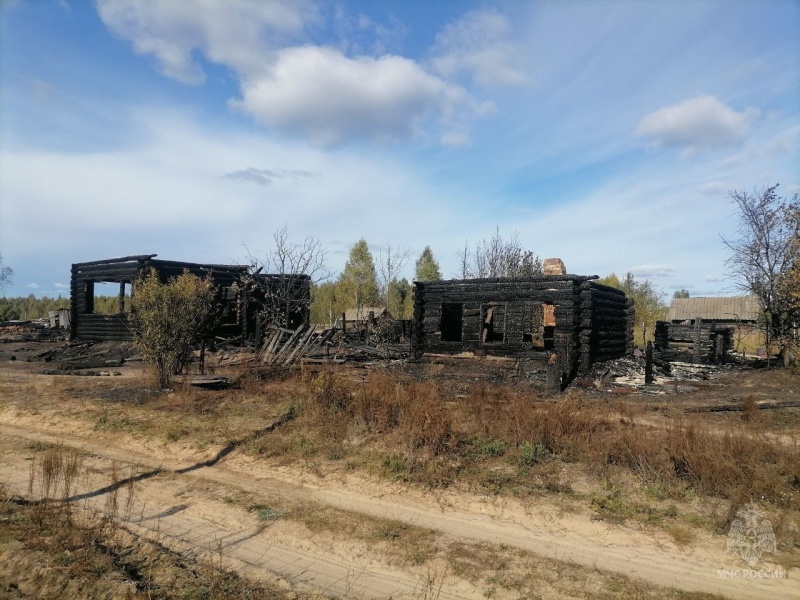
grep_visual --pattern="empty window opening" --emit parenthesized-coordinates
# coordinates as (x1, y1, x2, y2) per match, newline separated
(83, 281, 94, 314)
(543, 302, 556, 350)
(481, 304, 505, 343)
(219, 287, 239, 325)
(527, 302, 555, 350)
(440, 303, 463, 342)
(89, 281, 131, 314)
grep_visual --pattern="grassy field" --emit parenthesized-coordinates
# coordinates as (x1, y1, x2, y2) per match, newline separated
(1, 353, 798, 598)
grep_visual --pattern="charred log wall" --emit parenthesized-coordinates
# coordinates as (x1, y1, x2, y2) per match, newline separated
(412, 275, 632, 380)
(412, 276, 590, 379)
(654, 321, 733, 364)
(70, 256, 148, 341)
(71, 255, 309, 344)
(582, 281, 634, 371)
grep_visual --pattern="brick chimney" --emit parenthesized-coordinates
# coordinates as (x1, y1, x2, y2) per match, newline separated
(542, 258, 566, 276)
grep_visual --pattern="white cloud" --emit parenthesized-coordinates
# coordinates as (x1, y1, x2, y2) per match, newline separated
(232, 46, 482, 147)
(629, 264, 677, 279)
(96, 0, 489, 145)
(636, 96, 757, 151)
(0, 110, 464, 271)
(722, 127, 799, 168)
(97, 0, 316, 84)
(429, 9, 526, 87)
(54, 283, 69, 289)
(25, 282, 41, 289)
(696, 181, 729, 197)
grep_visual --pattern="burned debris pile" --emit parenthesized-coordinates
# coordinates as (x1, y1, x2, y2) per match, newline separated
(259, 325, 334, 365)
(579, 354, 734, 393)
(0, 321, 66, 342)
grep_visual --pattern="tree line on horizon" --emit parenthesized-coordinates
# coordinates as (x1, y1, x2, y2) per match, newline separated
(0, 234, 669, 345)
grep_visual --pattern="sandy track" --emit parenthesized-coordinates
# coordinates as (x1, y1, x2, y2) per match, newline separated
(0, 421, 796, 600)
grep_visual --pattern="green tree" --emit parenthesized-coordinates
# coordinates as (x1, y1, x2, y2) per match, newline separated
(338, 239, 379, 314)
(310, 281, 341, 326)
(0, 295, 70, 320)
(673, 289, 690, 299)
(130, 269, 216, 388)
(388, 277, 414, 318)
(415, 246, 442, 281)
(402, 283, 414, 319)
(0, 301, 20, 321)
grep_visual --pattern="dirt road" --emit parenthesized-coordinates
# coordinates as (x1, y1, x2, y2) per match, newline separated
(0, 417, 796, 600)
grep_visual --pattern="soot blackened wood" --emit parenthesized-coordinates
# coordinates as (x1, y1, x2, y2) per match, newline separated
(71, 254, 309, 345)
(412, 274, 631, 383)
(654, 320, 733, 365)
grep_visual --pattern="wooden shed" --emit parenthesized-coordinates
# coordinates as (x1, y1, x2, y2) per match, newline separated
(411, 271, 633, 383)
(70, 255, 309, 342)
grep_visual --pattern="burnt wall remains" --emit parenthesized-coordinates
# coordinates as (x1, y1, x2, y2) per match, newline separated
(654, 321, 733, 364)
(412, 275, 632, 383)
(70, 255, 309, 343)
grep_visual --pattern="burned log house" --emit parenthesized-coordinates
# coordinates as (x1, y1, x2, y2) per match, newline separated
(411, 270, 633, 384)
(70, 255, 310, 343)
(653, 296, 758, 364)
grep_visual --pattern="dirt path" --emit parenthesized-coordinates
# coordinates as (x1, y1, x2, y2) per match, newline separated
(1, 421, 796, 599)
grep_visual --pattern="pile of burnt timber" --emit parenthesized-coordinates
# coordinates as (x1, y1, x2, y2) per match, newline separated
(0, 321, 65, 342)
(655, 320, 732, 365)
(29, 341, 137, 370)
(259, 324, 409, 365)
(259, 325, 336, 366)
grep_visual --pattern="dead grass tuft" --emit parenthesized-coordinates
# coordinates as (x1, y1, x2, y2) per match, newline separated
(741, 394, 759, 422)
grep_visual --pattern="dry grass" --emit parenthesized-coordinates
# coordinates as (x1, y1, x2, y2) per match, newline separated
(1, 442, 307, 599)
(288, 501, 441, 567)
(275, 371, 800, 516)
(5, 365, 799, 550)
(3, 364, 784, 599)
(443, 540, 719, 599)
(667, 524, 696, 547)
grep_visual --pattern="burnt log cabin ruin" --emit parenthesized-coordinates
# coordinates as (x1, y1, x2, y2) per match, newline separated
(70, 255, 310, 343)
(653, 296, 758, 365)
(411, 260, 633, 385)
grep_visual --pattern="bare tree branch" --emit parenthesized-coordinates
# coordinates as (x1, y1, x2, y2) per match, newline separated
(244, 225, 330, 328)
(721, 184, 800, 358)
(461, 228, 542, 279)
(377, 243, 410, 311)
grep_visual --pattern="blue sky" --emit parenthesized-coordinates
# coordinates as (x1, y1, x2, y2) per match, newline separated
(1, 0, 798, 299)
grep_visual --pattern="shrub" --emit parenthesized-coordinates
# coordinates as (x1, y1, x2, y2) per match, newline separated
(130, 269, 216, 388)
